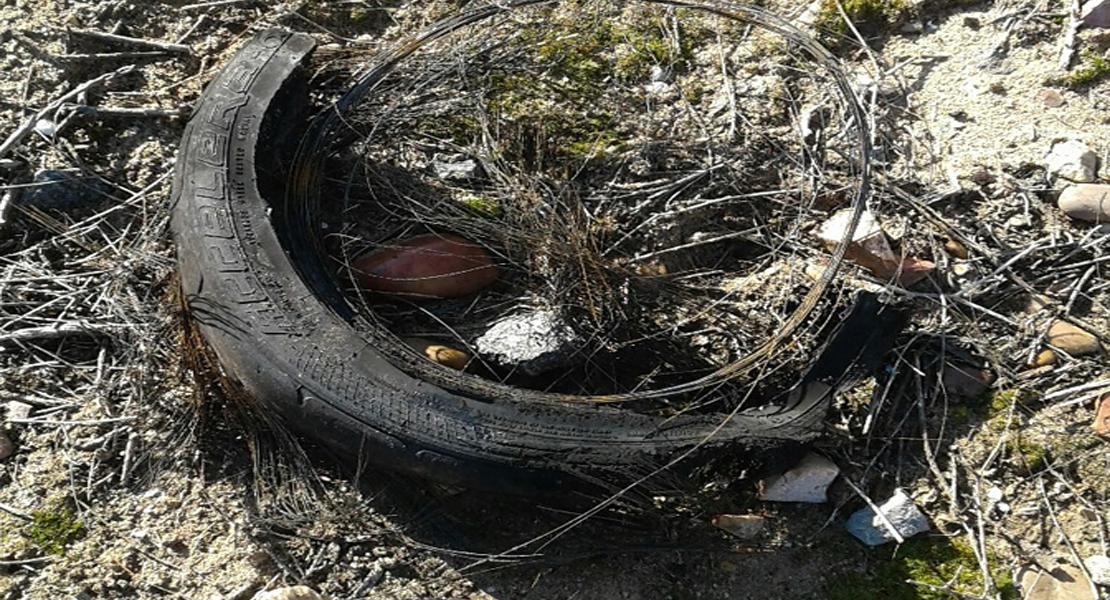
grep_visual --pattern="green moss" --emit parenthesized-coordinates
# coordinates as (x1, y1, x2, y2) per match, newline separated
(27, 508, 84, 555)
(1065, 51, 1110, 88)
(612, 21, 692, 82)
(827, 538, 1016, 600)
(988, 389, 1020, 417)
(417, 114, 481, 146)
(983, 389, 1023, 432)
(459, 195, 502, 218)
(812, 0, 907, 47)
(1007, 435, 1047, 472)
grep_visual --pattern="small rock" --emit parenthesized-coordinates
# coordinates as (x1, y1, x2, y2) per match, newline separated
(1046, 319, 1102, 357)
(252, 586, 325, 600)
(1093, 392, 1110, 437)
(899, 20, 924, 33)
(944, 238, 968, 258)
(759, 452, 839, 503)
(6, 401, 32, 421)
(649, 65, 668, 82)
(33, 118, 56, 138)
(1017, 565, 1095, 600)
(474, 307, 579, 376)
(1045, 140, 1097, 183)
(941, 363, 994, 398)
(0, 431, 14, 460)
(1037, 89, 1066, 108)
(986, 486, 1004, 503)
(1058, 184, 1110, 223)
(403, 338, 470, 370)
(845, 488, 930, 546)
(1084, 555, 1110, 585)
(19, 170, 106, 210)
(817, 209, 896, 273)
(1027, 293, 1054, 314)
(712, 514, 765, 540)
(1030, 349, 1058, 368)
(897, 257, 935, 286)
(1082, 0, 1110, 27)
(963, 15, 981, 29)
(431, 159, 480, 181)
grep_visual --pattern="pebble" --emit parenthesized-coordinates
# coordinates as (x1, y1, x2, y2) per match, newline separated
(1058, 184, 1110, 223)
(943, 238, 968, 258)
(845, 488, 930, 546)
(33, 118, 57, 138)
(1046, 319, 1102, 358)
(403, 337, 470, 370)
(1084, 555, 1110, 586)
(1017, 565, 1095, 600)
(474, 307, 579, 376)
(252, 586, 325, 600)
(1082, 0, 1110, 27)
(899, 20, 925, 33)
(1037, 89, 1066, 108)
(1045, 140, 1097, 183)
(19, 169, 106, 210)
(941, 362, 994, 398)
(6, 400, 32, 421)
(712, 514, 764, 540)
(759, 452, 839, 503)
(0, 431, 14, 460)
(1093, 392, 1110, 437)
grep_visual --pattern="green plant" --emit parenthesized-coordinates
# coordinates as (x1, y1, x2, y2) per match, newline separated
(827, 538, 1016, 600)
(1065, 50, 1110, 88)
(812, 0, 906, 47)
(27, 508, 84, 555)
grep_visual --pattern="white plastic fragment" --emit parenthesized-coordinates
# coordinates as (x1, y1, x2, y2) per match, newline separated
(845, 488, 930, 546)
(759, 452, 839, 503)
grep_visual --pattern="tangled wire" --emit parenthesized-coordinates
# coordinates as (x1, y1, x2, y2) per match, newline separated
(285, 0, 875, 413)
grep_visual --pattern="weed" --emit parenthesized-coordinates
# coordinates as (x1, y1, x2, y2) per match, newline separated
(827, 537, 1016, 600)
(27, 508, 84, 555)
(1065, 51, 1110, 88)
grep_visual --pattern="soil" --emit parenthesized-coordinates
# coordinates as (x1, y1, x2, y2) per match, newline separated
(1, 1, 1108, 600)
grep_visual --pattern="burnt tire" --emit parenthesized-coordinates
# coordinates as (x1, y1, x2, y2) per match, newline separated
(170, 28, 888, 494)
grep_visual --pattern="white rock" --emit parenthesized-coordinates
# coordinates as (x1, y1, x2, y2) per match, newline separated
(1084, 555, 1110, 586)
(1058, 184, 1110, 222)
(33, 118, 56, 138)
(759, 453, 839, 503)
(845, 488, 930, 546)
(1045, 140, 1097, 183)
(6, 401, 32, 421)
(474, 308, 579, 376)
(252, 586, 325, 600)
